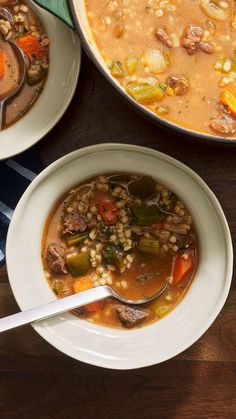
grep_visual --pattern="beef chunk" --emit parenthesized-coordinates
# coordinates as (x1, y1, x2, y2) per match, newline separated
(181, 24, 203, 54)
(167, 75, 189, 96)
(116, 305, 150, 328)
(209, 112, 236, 135)
(155, 27, 173, 48)
(181, 24, 214, 55)
(46, 243, 68, 275)
(63, 212, 87, 235)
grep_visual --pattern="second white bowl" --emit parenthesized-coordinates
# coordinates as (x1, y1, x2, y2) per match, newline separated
(0, 0, 81, 160)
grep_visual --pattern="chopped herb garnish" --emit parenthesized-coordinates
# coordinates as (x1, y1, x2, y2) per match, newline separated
(136, 273, 153, 283)
(159, 83, 168, 91)
(98, 222, 109, 235)
(16, 31, 25, 38)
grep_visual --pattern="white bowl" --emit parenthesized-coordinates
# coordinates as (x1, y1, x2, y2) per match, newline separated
(0, 0, 81, 160)
(6, 144, 233, 369)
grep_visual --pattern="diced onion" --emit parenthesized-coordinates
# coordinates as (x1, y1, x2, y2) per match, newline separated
(200, 0, 229, 22)
(143, 49, 168, 74)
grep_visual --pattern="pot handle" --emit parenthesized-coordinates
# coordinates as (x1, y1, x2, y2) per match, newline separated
(32, 0, 75, 29)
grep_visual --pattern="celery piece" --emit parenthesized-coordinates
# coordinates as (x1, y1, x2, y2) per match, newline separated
(67, 252, 90, 277)
(138, 237, 160, 255)
(109, 61, 124, 78)
(126, 82, 164, 104)
(125, 57, 138, 75)
(65, 233, 88, 247)
(155, 105, 169, 116)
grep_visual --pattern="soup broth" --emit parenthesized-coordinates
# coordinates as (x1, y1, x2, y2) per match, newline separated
(42, 173, 198, 329)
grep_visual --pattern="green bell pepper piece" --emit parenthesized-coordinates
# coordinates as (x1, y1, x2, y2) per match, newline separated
(128, 176, 157, 198)
(132, 204, 161, 225)
(67, 252, 90, 277)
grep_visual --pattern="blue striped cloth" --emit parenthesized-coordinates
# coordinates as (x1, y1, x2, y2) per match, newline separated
(0, 149, 43, 266)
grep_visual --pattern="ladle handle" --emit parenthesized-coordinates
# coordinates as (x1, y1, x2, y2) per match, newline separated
(0, 286, 111, 333)
(0, 100, 5, 131)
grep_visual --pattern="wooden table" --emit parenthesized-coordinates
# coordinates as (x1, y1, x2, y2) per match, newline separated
(1, 51, 236, 419)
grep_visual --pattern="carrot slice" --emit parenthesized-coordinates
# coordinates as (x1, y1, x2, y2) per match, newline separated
(220, 89, 236, 116)
(0, 52, 6, 79)
(97, 200, 118, 225)
(72, 276, 93, 293)
(16, 34, 48, 58)
(72, 277, 104, 313)
(173, 253, 194, 285)
(225, 83, 236, 97)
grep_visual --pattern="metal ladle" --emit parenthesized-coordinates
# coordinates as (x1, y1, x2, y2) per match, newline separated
(0, 282, 167, 332)
(0, 40, 26, 130)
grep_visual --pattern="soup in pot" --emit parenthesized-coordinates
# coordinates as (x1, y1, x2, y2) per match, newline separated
(86, 0, 236, 137)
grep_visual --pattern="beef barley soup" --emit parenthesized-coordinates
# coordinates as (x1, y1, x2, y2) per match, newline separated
(86, 0, 236, 137)
(42, 174, 198, 329)
(0, 1, 49, 129)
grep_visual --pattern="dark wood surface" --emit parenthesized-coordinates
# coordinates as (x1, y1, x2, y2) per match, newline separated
(1, 51, 236, 419)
